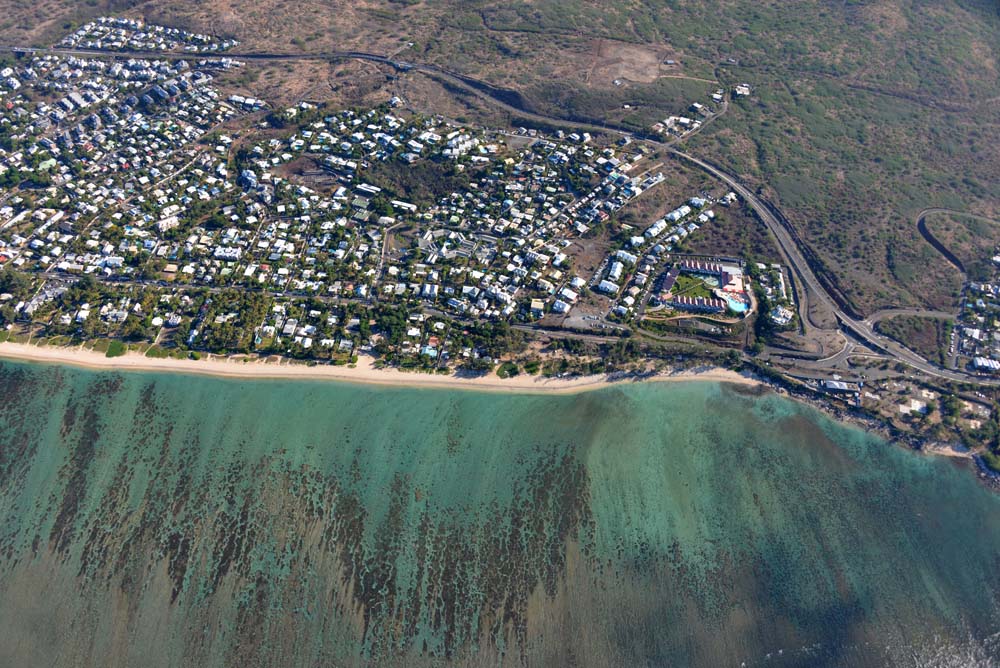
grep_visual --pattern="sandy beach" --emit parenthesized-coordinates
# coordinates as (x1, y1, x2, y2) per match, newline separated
(922, 443, 974, 460)
(0, 341, 759, 394)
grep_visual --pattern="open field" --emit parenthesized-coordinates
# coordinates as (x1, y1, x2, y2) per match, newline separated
(613, 157, 711, 227)
(681, 202, 782, 264)
(875, 314, 953, 367)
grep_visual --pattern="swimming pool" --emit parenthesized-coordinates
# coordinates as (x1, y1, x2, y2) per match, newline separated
(719, 293, 749, 313)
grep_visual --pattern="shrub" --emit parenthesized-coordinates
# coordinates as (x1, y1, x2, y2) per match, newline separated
(496, 361, 520, 378)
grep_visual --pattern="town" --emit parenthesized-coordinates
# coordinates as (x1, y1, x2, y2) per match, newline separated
(0, 20, 801, 376)
(0, 17, 998, 470)
(3, 4, 1000, 668)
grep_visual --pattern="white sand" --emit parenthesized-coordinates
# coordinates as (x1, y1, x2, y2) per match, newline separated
(0, 342, 760, 394)
(922, 443, 974, 460)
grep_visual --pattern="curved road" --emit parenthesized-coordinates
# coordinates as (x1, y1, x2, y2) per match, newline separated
(859, 208, 1000, 336)
(915, 208, 969, 275)
(660, 151, 999, 385)
(915, 207, 1000, 277)
(5, 43, 998, 386)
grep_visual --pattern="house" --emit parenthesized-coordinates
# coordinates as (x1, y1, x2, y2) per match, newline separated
(597, 279, 620, 294)
(821, 380, 860, 394)
(669, 295, 725, 314)
(608, 261, 624, 282)
(974, 357, 1000, 372)
(770, 305, 794, 326)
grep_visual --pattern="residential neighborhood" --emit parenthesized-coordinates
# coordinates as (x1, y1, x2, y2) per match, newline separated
(60, 16, 239, 53)
(0, 27, 778, 371)
(952, 249, 1000, 376)
(0, 17, 991, 434)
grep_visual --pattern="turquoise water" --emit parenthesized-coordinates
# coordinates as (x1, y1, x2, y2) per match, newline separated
(721, 292, 750, 312)
(0, 360, 998, 667)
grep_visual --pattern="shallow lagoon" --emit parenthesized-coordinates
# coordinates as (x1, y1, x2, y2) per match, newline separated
(0, 360, 998, 667)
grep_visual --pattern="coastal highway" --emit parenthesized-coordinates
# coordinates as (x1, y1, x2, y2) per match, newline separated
(5, 43, 997, 386)
(665, 152, 999, 385)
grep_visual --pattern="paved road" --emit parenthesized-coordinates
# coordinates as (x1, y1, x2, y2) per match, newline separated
(8, 42, 999, 386)
(663, 152, 1000, 385)
(915, 208, 1000, 274)
(915, 208, 968, 276)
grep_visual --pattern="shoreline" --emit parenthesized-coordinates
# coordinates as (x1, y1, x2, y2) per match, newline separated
(0, 341, 760, 395)
(0, 341, 988, 476)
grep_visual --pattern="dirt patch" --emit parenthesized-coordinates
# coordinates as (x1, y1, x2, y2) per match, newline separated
(135, 0, 422, 55)
(860, 1, 910, 37)
(395, 71, 515, 129)
(587, 39, 673, 85)
(217, 59, 393, 110)
(684, 204, 783, 264)
(615, 158, 713, 231)
(970, 40, 997, 78)
(567, 230, 614, 281)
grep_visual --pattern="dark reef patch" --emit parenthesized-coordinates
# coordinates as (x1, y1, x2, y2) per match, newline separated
(0, 362, 998, 667)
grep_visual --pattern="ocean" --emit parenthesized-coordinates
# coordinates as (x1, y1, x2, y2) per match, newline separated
(0, 360, 998, 667)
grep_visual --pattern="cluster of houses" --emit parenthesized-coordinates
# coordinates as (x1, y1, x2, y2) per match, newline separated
(755, 262, 795, 326)
(651, 89, 726, 139)
(0, 51, 245, 289)
(651, 84, 752, 139)
(955, 253, 1000, 374)
(0, 19, 771, 365)
(0, 52, 236, 175)
(0, 49, 254, 315)
(59, 17, 238, 53)
(10, 73, 740, 334)
(596, 193, 744, 320)
(406, 135, 663, 321)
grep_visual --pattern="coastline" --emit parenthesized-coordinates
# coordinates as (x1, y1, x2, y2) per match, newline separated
(0, 341, 989, 476)
(0, 342, 759, 395)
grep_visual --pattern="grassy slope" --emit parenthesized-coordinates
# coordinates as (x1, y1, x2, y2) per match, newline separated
(875, 314, 952, 365)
